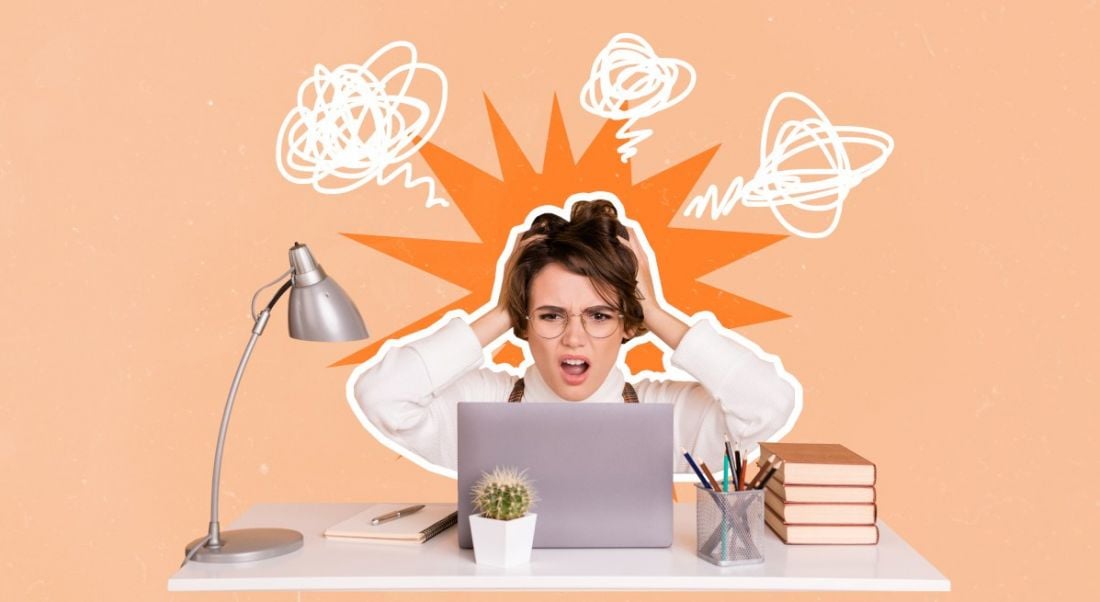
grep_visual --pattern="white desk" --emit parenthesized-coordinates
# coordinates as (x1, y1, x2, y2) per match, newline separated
(168, 503, 949, 592)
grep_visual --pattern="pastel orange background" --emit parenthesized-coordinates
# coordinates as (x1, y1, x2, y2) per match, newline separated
(2, 1, 1096, 600)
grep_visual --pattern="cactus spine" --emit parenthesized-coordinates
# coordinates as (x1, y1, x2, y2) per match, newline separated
(471, 466, 536, 521)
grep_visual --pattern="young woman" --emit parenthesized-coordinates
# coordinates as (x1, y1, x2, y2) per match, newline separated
(351, 199, 799, 473)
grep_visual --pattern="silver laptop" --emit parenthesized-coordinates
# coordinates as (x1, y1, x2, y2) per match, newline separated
(457, 402, 673, 549)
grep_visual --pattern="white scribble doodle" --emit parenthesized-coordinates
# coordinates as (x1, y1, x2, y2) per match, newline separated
(276, 41, 449, 207)
(682, 92, 894, 239)
(580, 33, 696, 163)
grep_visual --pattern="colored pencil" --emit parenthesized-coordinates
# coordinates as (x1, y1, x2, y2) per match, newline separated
(749, 454, 777, 489)
(700, 462, 722, 491)
(681, 447, 712, 490)
(723, 435, 737, 491)
(734, 448, 744, 489)
(755, 460, 783, 490)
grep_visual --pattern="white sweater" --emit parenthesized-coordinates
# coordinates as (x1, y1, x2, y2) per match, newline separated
(352, 317, 798, 473)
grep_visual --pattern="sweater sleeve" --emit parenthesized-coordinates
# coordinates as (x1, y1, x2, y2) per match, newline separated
(635, 320, 798, 470)
(351, 317, 516, 470)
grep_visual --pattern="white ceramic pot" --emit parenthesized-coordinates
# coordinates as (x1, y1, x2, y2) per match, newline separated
(468, 513, 538, 567)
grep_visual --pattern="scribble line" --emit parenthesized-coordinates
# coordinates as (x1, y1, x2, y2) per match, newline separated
(276, 41, 449, 207)
(581, 33, 696, 163)
(683, 92, 894, 239)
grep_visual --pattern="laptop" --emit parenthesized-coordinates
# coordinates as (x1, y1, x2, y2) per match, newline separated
(456, 402, 673, 549)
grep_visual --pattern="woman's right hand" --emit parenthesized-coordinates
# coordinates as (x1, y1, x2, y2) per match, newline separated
(470, 305, 511, 347)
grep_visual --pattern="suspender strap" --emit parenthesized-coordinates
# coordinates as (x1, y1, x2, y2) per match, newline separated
(507, 378, 638, 403)
(622, 382, 638, 403)
(507, 379, 526, 403)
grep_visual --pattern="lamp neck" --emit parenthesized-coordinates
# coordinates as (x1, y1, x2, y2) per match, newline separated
(205, 278, 291, 548)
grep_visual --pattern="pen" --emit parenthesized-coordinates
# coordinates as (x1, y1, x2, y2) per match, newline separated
(700, 462, 723, 491)
(755, 460, 783, 490)
(370, 504, 425, 526)
(681, 447, 712, 490)
(722, 454, 730, 493)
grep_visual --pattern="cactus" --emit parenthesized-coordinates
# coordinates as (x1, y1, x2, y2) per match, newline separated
(471, 466, 537, 521)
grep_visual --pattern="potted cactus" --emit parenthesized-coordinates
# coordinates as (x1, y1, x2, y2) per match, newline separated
(468, 466, 538, 567)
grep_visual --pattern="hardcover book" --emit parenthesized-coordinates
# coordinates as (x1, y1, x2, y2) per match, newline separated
(758, 443, 876, 486)
(764, 490, 877, 525)
(764, 507, 879, 545)
(765, 477, 876, 504)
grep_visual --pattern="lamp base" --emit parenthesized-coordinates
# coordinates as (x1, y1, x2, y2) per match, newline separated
(185, 528, 303, 563)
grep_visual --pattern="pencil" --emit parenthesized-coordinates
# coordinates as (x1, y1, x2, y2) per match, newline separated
(723, 435, 736, 491)
(756, 460, 783, 490)
(735, 447, 744, 490)
(739, 458, 748, 490)
(722, 454, 730, 493)
(700, 462, 722, 491)
(681, 447, 712, 490)
(749, 454, 777, 489)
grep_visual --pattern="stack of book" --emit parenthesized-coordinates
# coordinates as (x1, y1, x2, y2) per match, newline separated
(758, 443, 879, 545)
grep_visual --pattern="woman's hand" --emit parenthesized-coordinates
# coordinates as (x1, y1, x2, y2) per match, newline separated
(620, 226, 660, 314)
(620, 226, 689, 349)
(470, 233, 543, 347)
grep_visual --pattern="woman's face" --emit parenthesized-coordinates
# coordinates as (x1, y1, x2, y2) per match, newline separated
(526, 262, 627, 401)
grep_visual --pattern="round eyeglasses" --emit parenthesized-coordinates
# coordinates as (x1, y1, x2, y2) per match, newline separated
(525, 307, 624, 339)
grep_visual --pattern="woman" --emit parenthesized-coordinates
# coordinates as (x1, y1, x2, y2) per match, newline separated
(351, 198, 798, 473)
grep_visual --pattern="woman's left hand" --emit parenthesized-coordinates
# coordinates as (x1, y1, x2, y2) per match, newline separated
(620, 225, 689, 348)
(620, 226, 660, 313)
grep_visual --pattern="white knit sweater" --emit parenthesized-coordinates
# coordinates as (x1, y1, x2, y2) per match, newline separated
(352, 317, 798, 472)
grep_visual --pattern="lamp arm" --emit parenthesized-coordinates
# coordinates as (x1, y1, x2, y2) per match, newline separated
(205, 278, 293, 547)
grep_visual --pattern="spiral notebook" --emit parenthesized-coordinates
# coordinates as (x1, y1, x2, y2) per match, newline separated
(324, 503, 457, 544)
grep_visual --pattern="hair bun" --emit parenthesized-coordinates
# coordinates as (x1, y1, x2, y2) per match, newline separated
(570, 199, 618, 223)
(525, 213, 568, 239)
(570, 199, 628, 242)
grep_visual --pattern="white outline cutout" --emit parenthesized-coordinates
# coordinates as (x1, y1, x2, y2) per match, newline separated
(580, 33, 697, 163)
(345, 192, 803, 481)
(276, 41, 449, 207)
(682, 91, 894, 238)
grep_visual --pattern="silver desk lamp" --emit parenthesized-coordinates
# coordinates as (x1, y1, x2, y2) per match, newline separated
(183, 242, 368, 564)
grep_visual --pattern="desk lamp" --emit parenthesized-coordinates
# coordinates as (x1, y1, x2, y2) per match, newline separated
(183, 242, 368, 563)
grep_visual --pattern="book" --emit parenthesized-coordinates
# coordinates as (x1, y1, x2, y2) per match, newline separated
(324, 503, 457, 544)
(765, 507, 879, 545)
(764, 490, 876, 525)
(765, 478, 876, 504)
(758, 443, 876, 486)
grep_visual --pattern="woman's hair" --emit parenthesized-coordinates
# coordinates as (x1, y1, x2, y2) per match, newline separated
(501, 199, 646, 342)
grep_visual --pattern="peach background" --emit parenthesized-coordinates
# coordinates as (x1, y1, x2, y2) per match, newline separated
(2, 1, 1096, 600)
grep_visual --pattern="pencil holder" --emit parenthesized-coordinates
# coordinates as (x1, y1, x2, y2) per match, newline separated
(694, 485, 765, 566)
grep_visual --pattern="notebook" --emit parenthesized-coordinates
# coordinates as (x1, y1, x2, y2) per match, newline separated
(324, 503, 457, 544)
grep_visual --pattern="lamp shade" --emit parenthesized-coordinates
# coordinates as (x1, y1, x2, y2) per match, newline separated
(287, 243, 369, 342)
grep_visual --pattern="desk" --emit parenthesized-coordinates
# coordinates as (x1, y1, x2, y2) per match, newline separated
(168, 503, 949, 592)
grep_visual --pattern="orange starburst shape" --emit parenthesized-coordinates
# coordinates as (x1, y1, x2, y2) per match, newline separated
(335, 94, 788, 370)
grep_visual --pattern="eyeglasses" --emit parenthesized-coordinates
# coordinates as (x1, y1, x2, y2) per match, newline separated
(525, 307, 624, 339)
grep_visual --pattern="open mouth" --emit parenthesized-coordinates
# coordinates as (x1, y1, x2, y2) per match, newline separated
(559, 357, 590, 386)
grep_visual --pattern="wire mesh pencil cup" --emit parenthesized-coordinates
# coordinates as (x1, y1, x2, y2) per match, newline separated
(695, 485, 765, 566)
